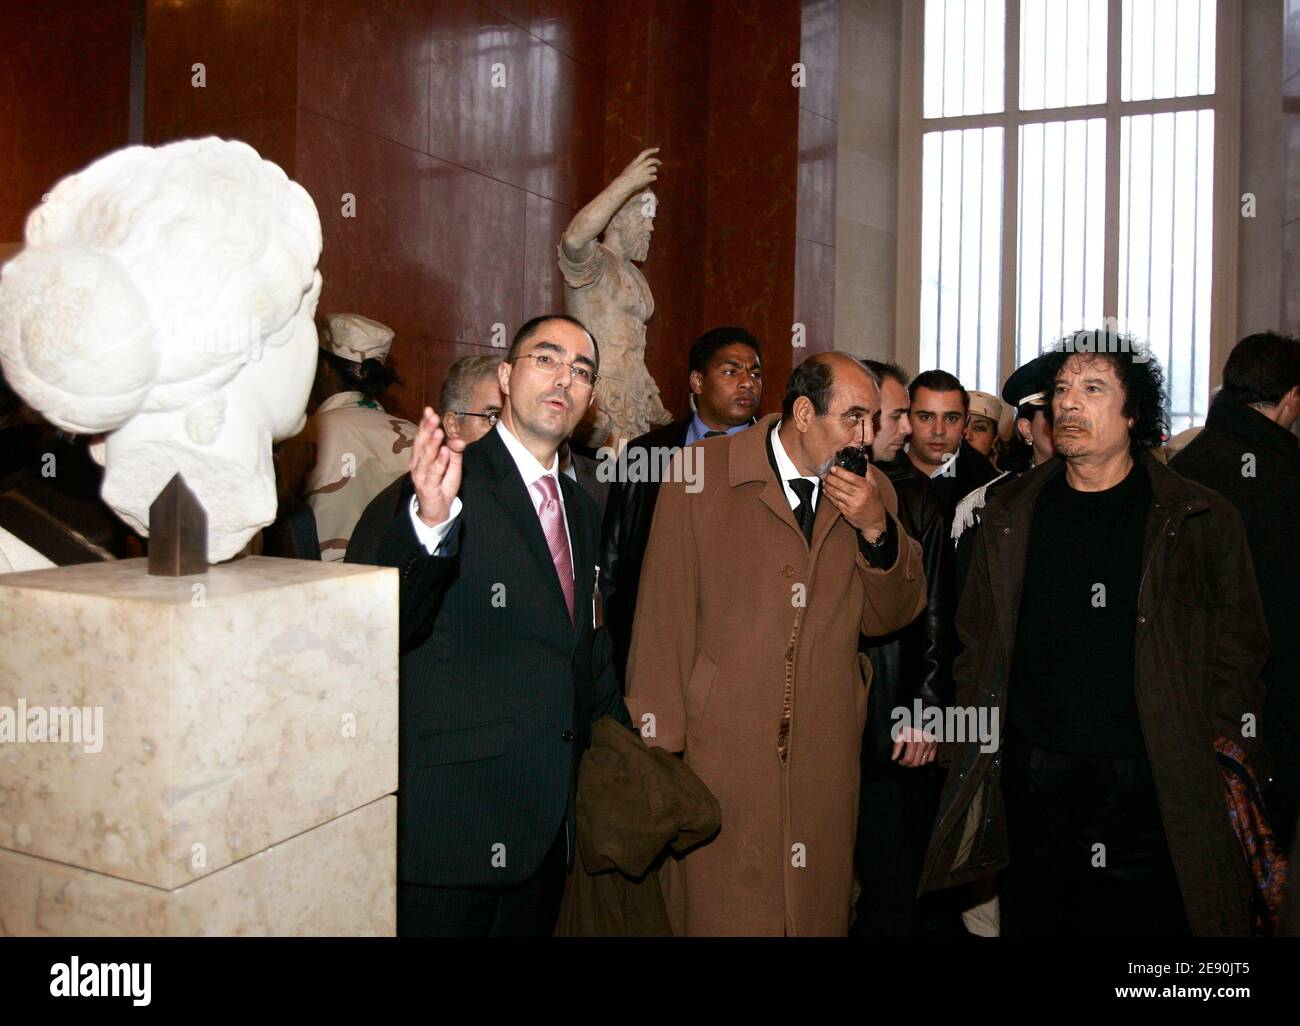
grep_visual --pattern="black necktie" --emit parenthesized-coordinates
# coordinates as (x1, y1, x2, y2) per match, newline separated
(703, 430, 725, 438)
(788, 478, 816, 543)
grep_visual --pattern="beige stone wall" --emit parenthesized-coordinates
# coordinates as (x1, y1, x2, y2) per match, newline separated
(834, 0, 902, 362)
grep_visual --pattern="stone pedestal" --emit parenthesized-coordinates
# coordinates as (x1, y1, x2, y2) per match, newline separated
(0, 556, 398, 935)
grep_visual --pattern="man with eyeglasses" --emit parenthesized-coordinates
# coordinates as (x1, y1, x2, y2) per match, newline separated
(346, 314, 630, 937)
(625, 352, 927, 935)
(438, 354, 503, 445)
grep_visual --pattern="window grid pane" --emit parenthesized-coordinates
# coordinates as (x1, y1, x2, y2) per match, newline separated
(1016, 118, 1106, 363)
(1020, 0, 1108, 111)
(1121, 0, 1215, 102)
(1118, 109, 1215, 429)
(923, 0, 1006, 117)
(912, 0, 1219, 428)
(919, 127, 1005, 394)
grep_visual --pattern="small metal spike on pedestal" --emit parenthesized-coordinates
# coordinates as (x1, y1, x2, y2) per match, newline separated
(147, 472, 208, 576)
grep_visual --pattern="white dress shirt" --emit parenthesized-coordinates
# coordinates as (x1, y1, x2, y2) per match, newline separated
(409, 422, 573, 571)
(770, 424, 821, 512)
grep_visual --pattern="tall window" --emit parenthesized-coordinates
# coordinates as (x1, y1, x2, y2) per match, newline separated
(899, 0, 1240, 432)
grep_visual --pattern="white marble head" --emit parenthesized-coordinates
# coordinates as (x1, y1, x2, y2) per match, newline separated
(0, 137, 323, 562)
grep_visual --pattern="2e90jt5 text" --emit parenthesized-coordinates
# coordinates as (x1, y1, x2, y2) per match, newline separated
(1128, 962, 1250, 978)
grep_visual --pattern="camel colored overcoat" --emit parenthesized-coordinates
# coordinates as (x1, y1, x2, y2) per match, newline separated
(625, 414, 927, 935)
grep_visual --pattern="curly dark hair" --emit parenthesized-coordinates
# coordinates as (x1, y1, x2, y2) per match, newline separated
(1040, 330, 1170, 451)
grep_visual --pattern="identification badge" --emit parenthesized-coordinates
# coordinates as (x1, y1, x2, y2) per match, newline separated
(593, 566, 604, 629)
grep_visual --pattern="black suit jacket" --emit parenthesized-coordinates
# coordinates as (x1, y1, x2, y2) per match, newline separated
(598, 417, 692, 686)
(860, 453, 953, 771)
(345, 427, 630, 889)
(1173, 400, 1300, 753)
(925, 439, 999, 526)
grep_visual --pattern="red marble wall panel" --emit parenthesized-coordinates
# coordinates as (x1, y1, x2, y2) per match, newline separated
(384, 333, 431, 424)
(427, 0, 534, 191)
(295, 108, 527, 347)
(0, 0, 132, 240)
(145, 107, 299, 177)
(703, 0, 803, 415)
(136, 0, 817, 430)
(145, 0, 298, 132)
(602, 0, 713, 421)
(480, 0, 531, 31)
(297, 0, 433, 152)
(528, 0, 607, 66)
(296, 0, 597, 410)
(524, 191, 574, 314)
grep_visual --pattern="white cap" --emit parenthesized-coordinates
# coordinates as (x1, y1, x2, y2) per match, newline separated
(321, 313, 395, 364)
(968, 390, 1015, 441)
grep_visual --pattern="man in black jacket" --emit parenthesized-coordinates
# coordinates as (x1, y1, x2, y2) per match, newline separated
(346, 314, 630, 937)
(906, 369, 999, 526)
(852, 359, 954, 936)
(1172, 331, 1300, 849)
(600, 326, 762, 686)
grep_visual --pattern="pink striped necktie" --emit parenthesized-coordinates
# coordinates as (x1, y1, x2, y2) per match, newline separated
(531, 474, 575, 622)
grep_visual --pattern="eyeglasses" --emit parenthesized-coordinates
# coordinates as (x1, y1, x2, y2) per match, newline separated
(452, 410, 500, 427)
(510, 352, 599, 388)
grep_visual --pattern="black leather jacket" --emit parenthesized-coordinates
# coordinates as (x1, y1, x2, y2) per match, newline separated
(860, 453, 953, 771)
(599, 418, 692, 688)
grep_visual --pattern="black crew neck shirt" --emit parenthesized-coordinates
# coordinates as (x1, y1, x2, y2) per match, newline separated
(1009, 461, 1152, 756)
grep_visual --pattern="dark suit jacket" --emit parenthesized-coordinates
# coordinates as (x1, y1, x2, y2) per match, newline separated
(925, 439, 999, 526)
(860, 453, 952, 771)
(569, 449, 609, 525)
(599, 417, 692, 686)
(1173, 399, 1300, 824)
(346, 427, 630, 889)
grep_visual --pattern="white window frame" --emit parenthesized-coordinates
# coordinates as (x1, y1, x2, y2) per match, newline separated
(895, 0, 1242, 407)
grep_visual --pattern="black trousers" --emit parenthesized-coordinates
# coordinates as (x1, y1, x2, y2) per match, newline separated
(397, 823, 568, 938)
(1000, 740, 1190, 937)
(1265, 723, 1300, 856)
(851, 763, 965, 937)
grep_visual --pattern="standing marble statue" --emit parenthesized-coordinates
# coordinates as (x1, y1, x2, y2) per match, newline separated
(0, 138, 323, 562)
(559, 148, 672, 447)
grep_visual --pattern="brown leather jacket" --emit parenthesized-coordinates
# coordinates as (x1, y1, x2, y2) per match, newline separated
(919, 451, 1271, 936)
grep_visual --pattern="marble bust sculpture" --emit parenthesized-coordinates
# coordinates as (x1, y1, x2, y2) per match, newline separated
(559, 148, 673, 448)
(0, 138, 323, 562)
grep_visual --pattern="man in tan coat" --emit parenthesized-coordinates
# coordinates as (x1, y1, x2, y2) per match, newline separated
(625, 353, 928, 936)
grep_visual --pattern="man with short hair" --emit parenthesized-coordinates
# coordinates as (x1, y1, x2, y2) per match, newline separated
(921, 332, 1271, 937)
(438, 354, 504, 445)
(601, 326, 762, 685)
(852, 359, 954, 936)
(906, 369, 998, 523)
(1173, 331, 1300, 850)
(627, 352, 927, 935)
(346, 314, 630, 937)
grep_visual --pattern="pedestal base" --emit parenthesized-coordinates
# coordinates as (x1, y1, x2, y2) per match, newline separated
(0, 796, 395, 936)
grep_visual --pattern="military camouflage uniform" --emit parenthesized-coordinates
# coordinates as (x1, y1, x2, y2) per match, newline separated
(300, 391, 416, 561)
